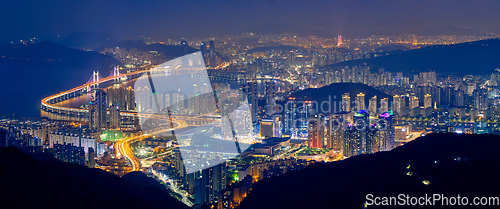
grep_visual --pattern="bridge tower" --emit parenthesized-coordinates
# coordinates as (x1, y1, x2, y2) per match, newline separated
(91, 71, 100, 90)
(113, 66, 120, 82)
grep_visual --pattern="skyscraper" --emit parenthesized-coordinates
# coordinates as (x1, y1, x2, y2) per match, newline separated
(424, 94, 432, 109)
(474, 89, 489, 110)
(307, 114, 324, 148)
(378, 111, 395, 151)
(181, 40, 189, 55)
(356, 92, 365, 111)
(260, 120, 274, 138)
(454, 90, 465, 107)
(200, 42, 206, 55)
(89, 89, 107, 129)
(89, 101, 96, 129)
(200, 42, 207, 63)
(209, 40, 216, 67)
(369, 95, 377, 114)
(365, 125, 380, 154)
(248, 81, 258, 123)
(297, 102, 313, 137)
(411, 96, 419, 109)
(209, 40, 215, 53)
(125, 86, 135, 111)
(265, 81, 277, 115)
(195, 161, 227, 205)
(109, 104, 120, 129)
(393, 95, 401, 115)
(343, 128, 363, 157)
(342, 93, 351, 112)
(284, 100, 297, 136)
(326, 114, 345, 152)
(380, 98, 389, 113)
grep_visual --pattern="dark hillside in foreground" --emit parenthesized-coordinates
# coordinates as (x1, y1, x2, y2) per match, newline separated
(0, 147, 189, 209)
(238, 133, 500, 209)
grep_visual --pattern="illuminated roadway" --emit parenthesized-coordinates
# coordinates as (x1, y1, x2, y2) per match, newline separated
(39, 64, 237, 173)
(41, 68, 151, 117)
(40, 68, 219, 173)
(115, 119, 187, 172)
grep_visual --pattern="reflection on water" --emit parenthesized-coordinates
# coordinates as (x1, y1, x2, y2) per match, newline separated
(40, 110, 86, 121)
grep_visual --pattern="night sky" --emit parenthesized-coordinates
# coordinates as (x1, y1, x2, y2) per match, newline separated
(1, 0, 500, 44)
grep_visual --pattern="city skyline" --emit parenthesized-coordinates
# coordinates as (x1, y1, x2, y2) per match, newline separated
(1, 1, 499, 209)
(2, 0, 500, 45)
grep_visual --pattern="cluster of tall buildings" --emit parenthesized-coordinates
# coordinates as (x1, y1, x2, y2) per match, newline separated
(107, 84, 136, 111)
(307, 110, 395, 158)
(311, 51, 372, 67)
(198, 40, 220, 67)
(89, 89, 108, 129)
(239, 81, 258, 124)
(239, 80, 282, 136)
(413, 71, 438, 86)
(88, 84, 137, 130)
(0, 119, 60, 149)
(135, 82, 221, 116)
(0, 118, 106, 168)
(395, 82, 494, 120)
(48, 132, 96, 154)
(170, 150, 228, 206)
(324, 67, 412, 87)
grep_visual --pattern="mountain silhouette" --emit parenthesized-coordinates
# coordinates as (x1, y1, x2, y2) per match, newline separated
(327, 38, 500, 75)
(60, 31, 119, 50)
(237, 133, 500, 209)
(419, 26, 481, 36)
(374, 44, 410, 53)
(0, 147, 189, 209)
(0, 41, 120, 116)
(247, 45, 306, 54)
(244, 23, 332, 38)
(95, 40, 199, 60)
(288, 83, 392, 114)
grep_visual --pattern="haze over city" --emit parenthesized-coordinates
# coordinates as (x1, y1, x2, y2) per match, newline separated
(2, 0, 500, 44)
(0, 1, 499, 209)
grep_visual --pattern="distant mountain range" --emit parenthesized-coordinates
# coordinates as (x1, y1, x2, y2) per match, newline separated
(327, 38, 500, 75)
(60, 31, 119, 50)
(95, 40, 199, 60)
(244, 24, 333, 38)
(0, 147, 189, 209)
(237, 133, 500, 209)
(419, 26, 482, 36)
(0, 41, 120, 69)
(59, 32, 200, 58)
(0, 41, 120, 116)
(373, 44, 410, 53)
(288, 83, 391, 114)
(247, 45, 306, 54)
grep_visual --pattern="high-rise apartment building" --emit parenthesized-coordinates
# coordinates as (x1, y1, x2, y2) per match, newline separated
(369, 95, 377, 114)
(356, 93, 365, 111)
(342, 93, 351, 112)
